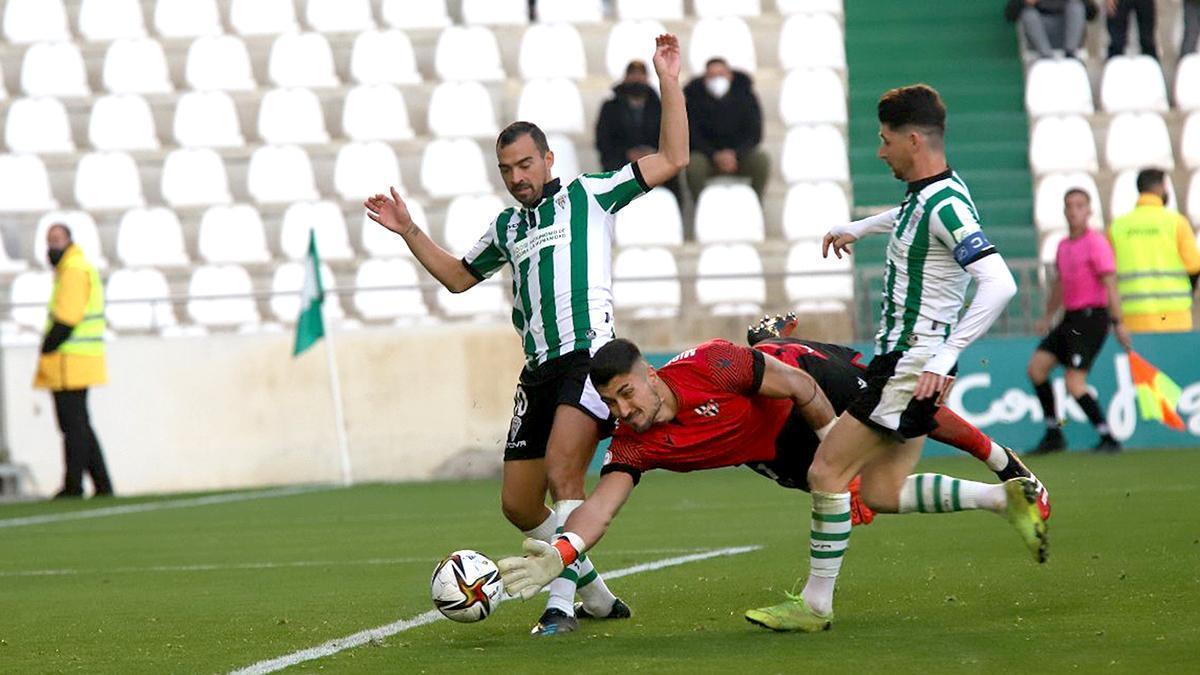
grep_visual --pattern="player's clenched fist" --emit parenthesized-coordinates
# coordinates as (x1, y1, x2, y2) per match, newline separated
(496, 538, 566, 600)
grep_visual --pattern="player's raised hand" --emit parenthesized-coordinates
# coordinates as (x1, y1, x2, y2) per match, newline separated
(822, 231, 858, 259)
(652, 33, 681, 80)
(363, 187, 416, 237)
(496, 538, 565, 600)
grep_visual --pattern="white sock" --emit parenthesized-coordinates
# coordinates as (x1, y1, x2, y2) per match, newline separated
(545, 500, 584, 615)
(522, 510, 557, 542)
(801, 490, 850, 617)
(898, 474, 1007, 514)
(985, 441, 1009, 472)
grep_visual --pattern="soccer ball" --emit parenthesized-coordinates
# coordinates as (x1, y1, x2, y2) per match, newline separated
(430, 550, 504, 623)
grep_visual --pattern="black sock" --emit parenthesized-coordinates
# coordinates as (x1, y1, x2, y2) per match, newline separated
(1075, 393, 1111, 436)
(1033, 381, 1058, 430)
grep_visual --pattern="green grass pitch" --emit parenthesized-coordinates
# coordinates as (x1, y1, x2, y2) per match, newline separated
(1, 449, 1197, 673)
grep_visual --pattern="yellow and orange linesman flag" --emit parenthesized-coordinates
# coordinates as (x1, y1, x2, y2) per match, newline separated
(1127, 351, 1185, 431)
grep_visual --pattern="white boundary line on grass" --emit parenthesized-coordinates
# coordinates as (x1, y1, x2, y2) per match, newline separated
(0, 485, 338, 529)
(228, 544, 763, 675)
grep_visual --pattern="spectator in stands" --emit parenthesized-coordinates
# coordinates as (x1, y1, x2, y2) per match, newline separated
(1027, 189, 1129, 455)
(1005, 0, 1098, 60)
(1105, 0, 1158, 60)
(34, 224, 113, 499)
(1184, 0, 1200, 55)
(683, 57, 770, 205)
(1108, 169, 1200, 333)
(596, 61, 682, 203)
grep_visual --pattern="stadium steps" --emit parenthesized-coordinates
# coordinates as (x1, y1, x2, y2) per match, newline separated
(844, 0, 1036, 263)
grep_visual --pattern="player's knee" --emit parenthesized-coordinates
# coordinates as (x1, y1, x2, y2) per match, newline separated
(500, 498, 540, 531)
(807, 455, 843, 493)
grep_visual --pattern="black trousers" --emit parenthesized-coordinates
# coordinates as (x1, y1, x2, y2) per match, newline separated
(52, 389, 112, 495)
(1107, 0, 1158, 59)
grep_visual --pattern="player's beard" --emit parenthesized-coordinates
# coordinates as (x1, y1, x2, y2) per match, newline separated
(628, 390, 664, 433)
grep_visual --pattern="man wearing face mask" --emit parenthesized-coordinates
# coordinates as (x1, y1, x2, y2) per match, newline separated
(683, 57, 769, 206)
(35, 224, 113, 499)
(596, 61, 683, 204)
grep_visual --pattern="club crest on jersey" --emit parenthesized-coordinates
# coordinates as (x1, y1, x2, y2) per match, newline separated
(555, 193, 567, 209)
(694, 399, 720, 417)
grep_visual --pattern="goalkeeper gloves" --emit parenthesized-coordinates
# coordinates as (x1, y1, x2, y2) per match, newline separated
(496, 534, 583, 600)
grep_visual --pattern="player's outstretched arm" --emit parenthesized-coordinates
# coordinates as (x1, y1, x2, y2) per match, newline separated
(496, 473, 635, 600)
(364, 187, 479, 293)
(822, 207, 899, 259)
(757, 355, 838, 440)
(635, 34, 689, 188)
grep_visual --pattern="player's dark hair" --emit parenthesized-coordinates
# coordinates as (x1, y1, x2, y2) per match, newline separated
(590, 338, 644, 388)
(705, 57, 729, 70)
(496, 121, 550, 155)
(1135, 168, 1166, 193)
(48, 223, 73, 241)
(1063, 188, 1091, 204)
(878, 84, 946, 137)
(625, 60, 647, 77)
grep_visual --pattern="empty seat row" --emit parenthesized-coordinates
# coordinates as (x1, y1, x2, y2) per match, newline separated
(1035, 169, 1200, 233)
(1025, 54, 1200, 118)
(1028, 112, 1199, 176)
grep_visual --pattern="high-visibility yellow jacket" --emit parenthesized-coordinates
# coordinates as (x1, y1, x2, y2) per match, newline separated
(1108, 194, 1200, 332)
(34, 244, 107, 391)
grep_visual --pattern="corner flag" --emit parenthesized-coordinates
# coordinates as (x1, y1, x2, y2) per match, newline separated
(293, 230, 324, 356)
(1127, 351, 1185, 431)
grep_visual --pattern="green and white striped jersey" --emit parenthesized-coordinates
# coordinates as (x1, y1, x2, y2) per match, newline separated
(462, 163, 650, 366)
(876, 169, 997, 354)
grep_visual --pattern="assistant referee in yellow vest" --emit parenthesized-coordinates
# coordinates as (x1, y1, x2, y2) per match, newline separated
(34, 224, 113, 498)
(1108, 169, 1200, 332)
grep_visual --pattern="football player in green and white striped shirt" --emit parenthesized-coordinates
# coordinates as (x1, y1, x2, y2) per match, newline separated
(364, 34, 690, 637)
(743, 85, 1047, 634)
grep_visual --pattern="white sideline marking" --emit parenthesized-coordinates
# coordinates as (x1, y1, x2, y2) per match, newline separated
(229, 544, 763, 675)
(0, 485, 337, 530)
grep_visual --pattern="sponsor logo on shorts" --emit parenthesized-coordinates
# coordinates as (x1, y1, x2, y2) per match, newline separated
(508, 416, 522, 442)
(506, 440, 527, 449)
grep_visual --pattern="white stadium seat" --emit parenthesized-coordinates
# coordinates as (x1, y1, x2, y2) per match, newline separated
(462, 0, 528, 25)
(5, 97, 74, 153)
(74, 152, 145, 210)
(614, 187, 683, 246)
(437, 279, 508, 318)
(20, 42, 89, 97)
(780, 68, 847, 125)
(1033, 173, 1103, 232)
(350, 30, 421, 85)
(694, 0, 762, 17)
(174, 91, 245, 148)
(779, 13, 845, 70)
(35, 211, 108, 269)
(1028, 115, 1097, 174)
(230, 0, 299, 35)
(546, 135, 581, 183)
(353, 259, 428, 320)
(1024, 58, 1094, 116)
(334, 141, 402, 201)
(361, 201, 425, 258)
(785, 240, 853, 306)
(517, 79, 585, 134)
(199, 204, 271, 264)
(605, 20, 668, 84)
(80, 0, 147, 41)
(782, 125, 849, 183)
(443, 194, 507, 254)
(89, 94, 159, 151)
(0, 63, 8, 101)
(777, 0, 843, 14)
(0, 155, 58, 211)
(615, 0, 683, 20)
(1105, 112, 1173, 172)
(537, 0, 604, 23)
(161, 148, 233, 207)
(342, 84, 415, 141)
(10, 271, 54, 329)
(4, 0, 70, 44)
(1187, 171, 1200, 226)
(420, 139, 492, 198)
(695, 243, 765, 314)
(782, 182, 850, 241)
(1177, 54, 1200, 112)
(427, 81, 499, 138)
(116, 207, 190, 267)
(688, 17, 756, 76)
(187, 265, 260, 328)
(247, 145, 319, 204)
(306, 0, 375, 32)
(435, 26, 505, 81)
(280, 201, 354, 261)
(153, 0, 221, 38)
(695, 184, 765, 243)
(257, 88, 330, 145)
(1182, 112, 1200, 170)
(185, 36, 257, 92)
(271, 262, 342, 323)
(613, 247, 681, 317)
(519, 23, 588, 80)
(381, 0, 451, 29)
(1110, 169, 1176, 219)
(1100, 56, 1168, 113)
(0, 237, 28, 273)
(1039, 230, 1066, 266)
(268, 33, 338, 88)
(103, 38, 173, 94)
(105, 268, 176, 332)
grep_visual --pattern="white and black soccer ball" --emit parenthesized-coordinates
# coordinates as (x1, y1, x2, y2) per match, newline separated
(430, 549, 504, 623)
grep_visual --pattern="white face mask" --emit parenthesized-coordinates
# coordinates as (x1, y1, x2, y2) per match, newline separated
(705, 75, 731, 98)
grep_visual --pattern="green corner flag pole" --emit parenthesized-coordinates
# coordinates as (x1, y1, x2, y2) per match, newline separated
(294, 229, 353, 486)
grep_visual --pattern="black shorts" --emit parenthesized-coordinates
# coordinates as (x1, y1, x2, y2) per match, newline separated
(504, 349, 614, 461)
(1037, 307, 1110, 371)
(745, 409, 820, 491)
(845, 349, 955, 441)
